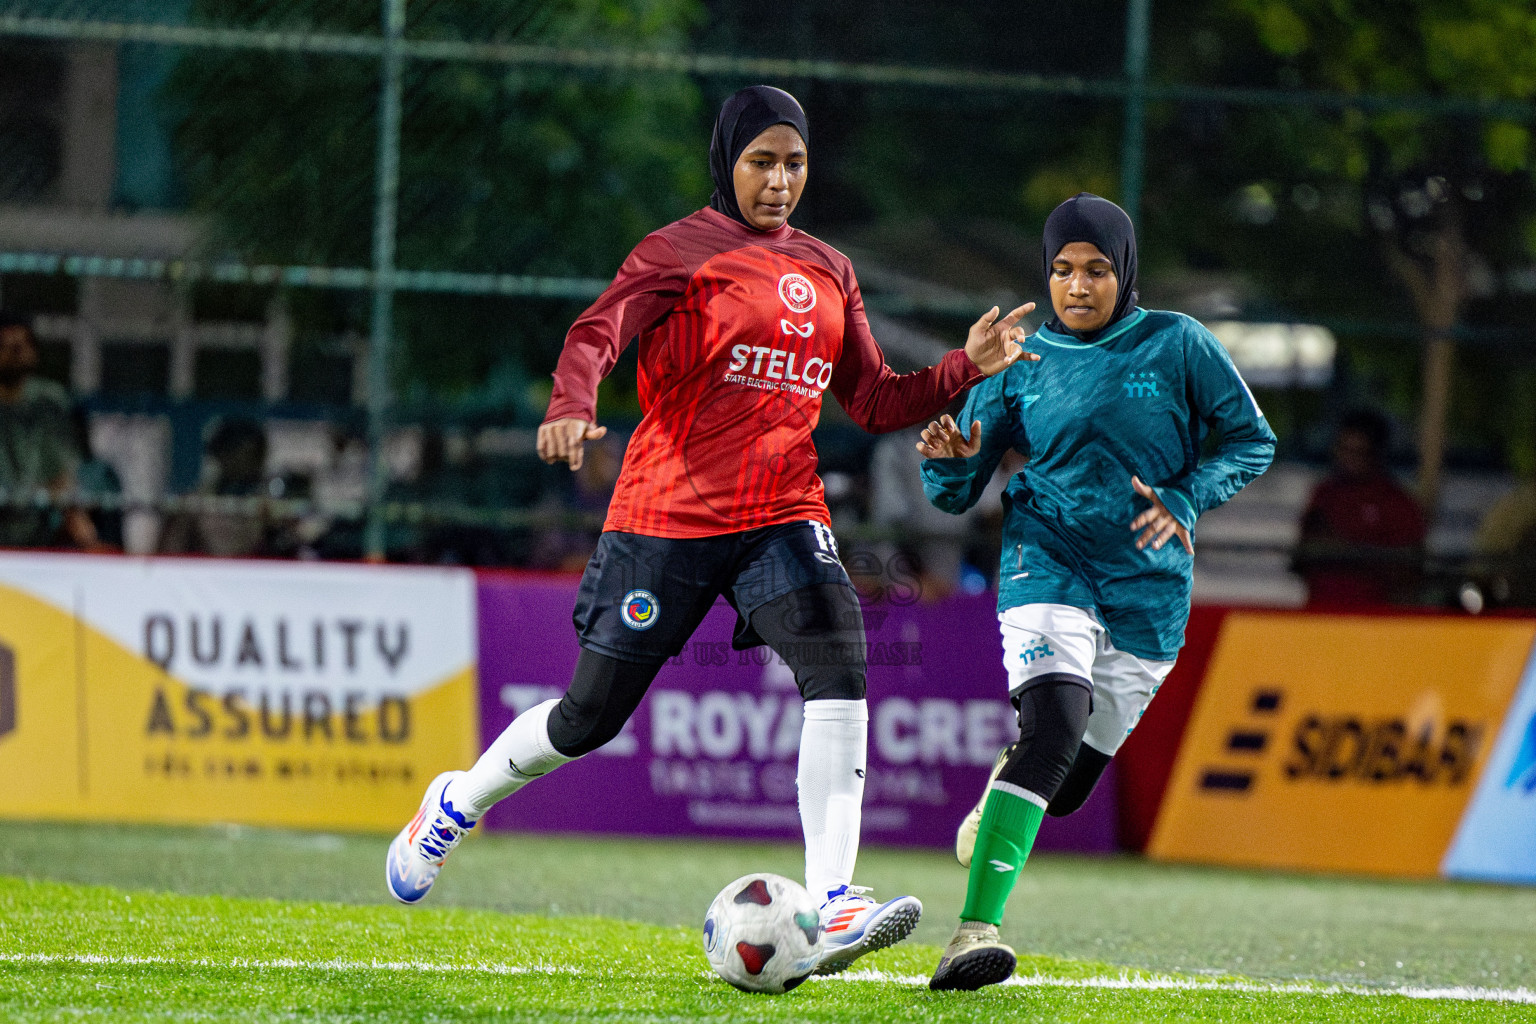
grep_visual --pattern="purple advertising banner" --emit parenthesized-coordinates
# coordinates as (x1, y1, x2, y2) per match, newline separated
(476, 574, 1116, 851)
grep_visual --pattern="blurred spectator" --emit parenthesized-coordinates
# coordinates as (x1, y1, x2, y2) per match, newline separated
(300, 425, 370, 560)
(159, 417, 283, 557)
(0, 311, 97, 549)
(1294, 409, 1426, 607)
(529, 429, 625, 571)
(868, 426, 1014, 601)
(394, 426, 490, 565)
(1473, 472, 1536, 608)
(70, 406, 123, 549)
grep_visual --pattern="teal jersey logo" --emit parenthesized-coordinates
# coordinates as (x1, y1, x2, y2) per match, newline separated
(1122, 372, 1160, 398)
(1019, 638, 1056, 665)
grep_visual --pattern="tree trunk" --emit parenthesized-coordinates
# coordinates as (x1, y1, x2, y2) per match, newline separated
(1416, 333, 1455, 516)
(1383, 207, 1467, 525)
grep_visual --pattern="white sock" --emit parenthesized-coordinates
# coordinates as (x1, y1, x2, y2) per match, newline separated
(798, 698, 868, 902)
(443, 699, 576, 820)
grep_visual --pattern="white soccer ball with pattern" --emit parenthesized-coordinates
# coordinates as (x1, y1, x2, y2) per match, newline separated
(702, 872, 824, 994)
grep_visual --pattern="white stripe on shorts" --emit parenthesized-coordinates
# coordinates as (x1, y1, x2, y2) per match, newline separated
(808, 520, 838, 554)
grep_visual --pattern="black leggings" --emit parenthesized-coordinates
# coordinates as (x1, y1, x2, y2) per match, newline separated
(995, 676, 1094, 804)
(548, 583, 866, 757)
(1048, 744, 1113, 817)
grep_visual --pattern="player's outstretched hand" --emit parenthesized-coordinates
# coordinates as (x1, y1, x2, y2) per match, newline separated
(964, 302, 1039, 376)
(1130, 475, 1194, 554)
(916, 415, 983, 460)
(538, 417, 608, 471)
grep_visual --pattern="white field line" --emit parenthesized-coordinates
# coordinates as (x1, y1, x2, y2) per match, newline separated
(4, 951, 1534, 1005)
(0, 952, 573, 976)
(835, 967, 1536, 1005)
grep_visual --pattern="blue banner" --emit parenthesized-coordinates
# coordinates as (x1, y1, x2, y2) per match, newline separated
(1442, 644, 1536, 883)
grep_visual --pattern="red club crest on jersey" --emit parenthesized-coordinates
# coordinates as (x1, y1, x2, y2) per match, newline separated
(778, 273, 817, 313)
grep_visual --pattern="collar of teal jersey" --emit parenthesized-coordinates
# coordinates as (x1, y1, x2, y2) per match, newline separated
(1032, 308, 1148, 349)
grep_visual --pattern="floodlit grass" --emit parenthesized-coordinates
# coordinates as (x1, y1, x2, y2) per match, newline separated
(3, 876, 1533, 1023)
(2, 821, 1535, 1022)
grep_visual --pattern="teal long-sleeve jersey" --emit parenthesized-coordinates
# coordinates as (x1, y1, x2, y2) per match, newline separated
(921, 308, 1276, 661)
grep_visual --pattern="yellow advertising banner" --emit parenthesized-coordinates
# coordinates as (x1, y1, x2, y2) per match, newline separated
(0, 553, 479, 831)
(1149, 612, 1536, 877)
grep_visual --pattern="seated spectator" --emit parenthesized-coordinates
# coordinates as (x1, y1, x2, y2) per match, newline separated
(159, 417, 281, 557)
(868, 426, 1015, 601)
(1474, 470, 1536, 609)
(1294, 409, 1426, 607)
(71, 406, 123, 549)
(528, 429, 625, 572)
(0, 311, 97, 549)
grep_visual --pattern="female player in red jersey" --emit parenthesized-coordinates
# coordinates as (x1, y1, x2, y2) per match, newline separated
(388, 85, 1033, 973)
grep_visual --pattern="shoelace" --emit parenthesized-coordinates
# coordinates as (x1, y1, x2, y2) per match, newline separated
(825, 884, 876, 909)
(417, 811, 472, 864)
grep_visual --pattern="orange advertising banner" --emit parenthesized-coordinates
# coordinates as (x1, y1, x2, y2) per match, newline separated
(1148, 612, 1536, 877)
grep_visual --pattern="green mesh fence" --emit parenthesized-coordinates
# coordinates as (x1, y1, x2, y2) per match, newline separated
(0, 0, 1533, 584)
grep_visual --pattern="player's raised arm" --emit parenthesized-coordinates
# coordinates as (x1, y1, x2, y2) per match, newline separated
(916, 414, 983, 460)
(537, 418, 608, 471)
(964, 303, 1038, 376)
(1130, 474, 1194, 554)
(540, 232, 688, 469)
(919, 374, 1015, 516)
(1136, 322, 1277, 536)
(830, 272, 1037, 434)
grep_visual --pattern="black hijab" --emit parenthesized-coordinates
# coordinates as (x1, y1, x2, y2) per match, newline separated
(1042, 192, 1139, 340)
(708, 86, 810, 229)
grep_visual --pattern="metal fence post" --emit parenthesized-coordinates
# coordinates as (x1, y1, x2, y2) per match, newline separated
(1121, 0, 1151, 229)
(365, 0, 405, 561)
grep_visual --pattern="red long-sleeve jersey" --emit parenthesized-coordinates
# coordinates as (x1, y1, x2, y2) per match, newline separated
(545, 206, 984, 538)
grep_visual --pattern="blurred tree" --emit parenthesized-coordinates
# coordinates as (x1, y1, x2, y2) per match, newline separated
(1215, 0, 1536, 507)
(698, 0, 1125, 233)
(166, 0, 709, 406)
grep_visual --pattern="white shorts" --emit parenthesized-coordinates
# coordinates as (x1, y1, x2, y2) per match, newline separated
(999, 603, 1175, 756)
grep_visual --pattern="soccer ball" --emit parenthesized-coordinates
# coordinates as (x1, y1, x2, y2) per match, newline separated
(702, 872, 824, 994)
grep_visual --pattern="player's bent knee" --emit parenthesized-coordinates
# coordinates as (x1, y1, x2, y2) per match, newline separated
(787, 637, 866, 700)
(547, 648, 661, 757)
(750, 582, 868, 702)
(546, 694, 623, 757)
(1046, 745, 1112, 816)
(1045, 789, 1088, 817)
(1001, 678, 1093, 803)
(798, 667, 866, 702)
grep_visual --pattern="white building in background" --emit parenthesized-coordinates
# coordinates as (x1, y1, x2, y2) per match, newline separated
(0, 39, 369, 553)
(1205, 320, 1337, 390)
(0, 39, 307, 403)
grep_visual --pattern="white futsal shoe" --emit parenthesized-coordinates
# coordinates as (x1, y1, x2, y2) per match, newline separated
(929, 920, 1017, 991)
(956, 743, 1016, 868)
(386, 770, 476, 904)
(812, 884, 923, 975)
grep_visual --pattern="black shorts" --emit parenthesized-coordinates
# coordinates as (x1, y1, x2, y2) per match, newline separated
(572, 520, 854, 664)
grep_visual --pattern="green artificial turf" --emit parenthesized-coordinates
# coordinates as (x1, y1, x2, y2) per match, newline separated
(1, 820, 1531, 989)
(1, 821, 1534, 1022)
(2, 875, 1532, 1024)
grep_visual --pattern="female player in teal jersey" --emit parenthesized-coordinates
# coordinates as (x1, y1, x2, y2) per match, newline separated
(915, 193, 1276, 990)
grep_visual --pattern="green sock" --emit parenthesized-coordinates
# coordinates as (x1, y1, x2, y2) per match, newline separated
(959, 783, 1046, 926)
